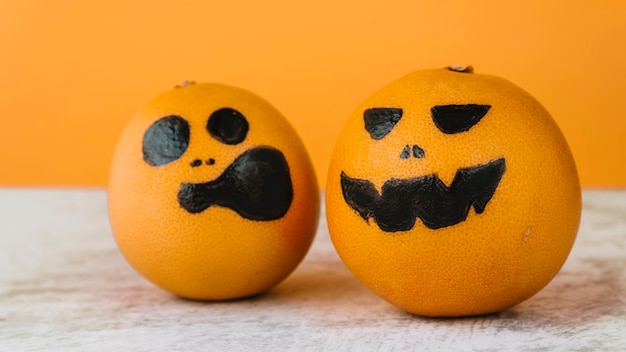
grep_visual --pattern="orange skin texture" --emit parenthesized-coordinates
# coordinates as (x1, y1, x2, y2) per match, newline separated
(108, 83, 319, 300)
(326, 68, 581, 317)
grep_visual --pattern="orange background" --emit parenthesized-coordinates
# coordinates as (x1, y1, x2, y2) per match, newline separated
(1, 0, 625, 188)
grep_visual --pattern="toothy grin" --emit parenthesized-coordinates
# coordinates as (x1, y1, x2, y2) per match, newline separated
(340, 158, 506, 232)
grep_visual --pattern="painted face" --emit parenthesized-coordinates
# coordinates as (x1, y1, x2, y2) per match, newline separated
(108, 83, 319, 301)
(340, 105, 506, 231)
(325, 67, 581, 317)
(142, 109, 293, 220)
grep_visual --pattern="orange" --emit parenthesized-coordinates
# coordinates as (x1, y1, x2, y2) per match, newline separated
(108, 82, 319, 300)
(325, 66, 581, 317)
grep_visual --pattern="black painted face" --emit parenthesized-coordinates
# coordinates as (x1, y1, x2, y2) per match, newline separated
(340, 104, 506, 232)
(141, 108, 293, 221)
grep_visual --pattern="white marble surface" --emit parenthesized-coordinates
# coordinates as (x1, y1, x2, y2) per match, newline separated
(0, 189, 625, 351)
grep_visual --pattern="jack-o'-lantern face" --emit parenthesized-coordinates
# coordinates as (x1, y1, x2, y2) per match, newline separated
(108, 82, 319, 300)
(340, 104, 506, 232)
(325, 67, 581, 317)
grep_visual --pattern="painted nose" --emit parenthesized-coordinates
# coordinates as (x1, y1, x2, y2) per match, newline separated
(400, 145, 425, 159)
(190, 158, 216, 167)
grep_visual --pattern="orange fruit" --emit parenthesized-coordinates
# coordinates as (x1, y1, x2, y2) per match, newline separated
(108, 82, 319, 300)
(325, 66, 581, 317)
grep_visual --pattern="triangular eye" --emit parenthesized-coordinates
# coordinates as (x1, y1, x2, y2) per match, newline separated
(142, 115, 190, 166)
(207, 108, 249, 145)
(431, 104, 491, 134)
(363, 108, 403, 140)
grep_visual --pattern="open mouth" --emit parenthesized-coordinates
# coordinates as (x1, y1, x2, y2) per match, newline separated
(340, 158, 506, 232)
(178, 146, 293, 221)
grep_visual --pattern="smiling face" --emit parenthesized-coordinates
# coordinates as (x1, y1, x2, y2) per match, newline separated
(325, 68, 581, 316)
(341, 104, 506, 232)
(108, 82, 319, 300)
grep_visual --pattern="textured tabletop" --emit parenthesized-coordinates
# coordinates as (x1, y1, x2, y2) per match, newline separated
(0, 189, 625, 351)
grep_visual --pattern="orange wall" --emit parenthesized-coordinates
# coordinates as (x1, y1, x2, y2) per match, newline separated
(1, 0, 625, 188)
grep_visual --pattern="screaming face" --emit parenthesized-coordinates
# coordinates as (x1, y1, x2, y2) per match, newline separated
(340, 105, 506, 232)
(142, 107, 293, 221)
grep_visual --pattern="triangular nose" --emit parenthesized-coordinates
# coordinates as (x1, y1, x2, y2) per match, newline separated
(400, 145, 425, 159)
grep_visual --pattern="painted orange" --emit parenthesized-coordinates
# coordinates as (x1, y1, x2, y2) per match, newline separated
(108, 83, 319, 299)
(0, 1, 625, 187)
(326, 67, 582, 316)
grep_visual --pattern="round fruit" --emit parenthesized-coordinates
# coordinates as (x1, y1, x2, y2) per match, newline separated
(325, 66, 581, 317)
(108, 82, 319, 300)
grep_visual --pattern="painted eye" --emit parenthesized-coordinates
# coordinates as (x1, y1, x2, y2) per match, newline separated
(431, 104, 491, 134)
(207, 108, 249, 145)
(142, 115, 190, 166)
(363, 108, 403, 140)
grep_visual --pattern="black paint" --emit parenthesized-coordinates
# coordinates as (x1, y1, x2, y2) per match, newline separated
(178, 146, 293, 220)
(340, 158, 506, 231)
(431, 104, 491, 134)
(400, 145, 411, 159)
(191, 159, 203, 167)
(207, 108, 249, 145)
(400, 145, 425, 159)
(207, 158, 215, 165)
(412, 145, 425, 158)
(142, 115, 190, 166)
(363, 108, 403, 140)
